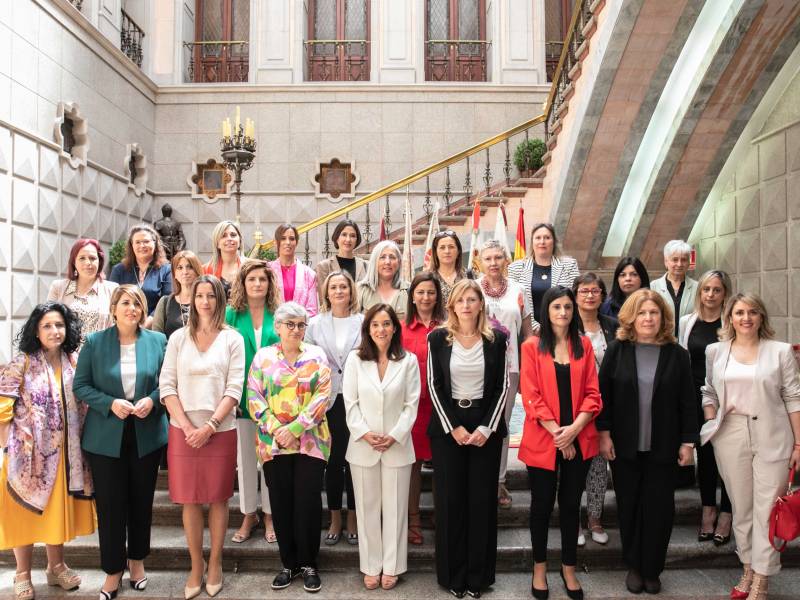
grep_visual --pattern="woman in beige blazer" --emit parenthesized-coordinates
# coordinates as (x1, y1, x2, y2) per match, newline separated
(701, 293, 800, 600)
(342, 304, 420, 591)
(314, 220, 368, 296)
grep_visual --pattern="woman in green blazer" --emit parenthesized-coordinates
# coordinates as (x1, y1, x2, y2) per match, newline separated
(73, 285, 167, 599)
(225, 260, 280, 544)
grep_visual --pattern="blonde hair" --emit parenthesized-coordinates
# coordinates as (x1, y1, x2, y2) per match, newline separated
(228, 259, 279, 313)
(616, 288, 675, 344)
(442, 279, 494, 344)
(320, 271, 359, 313)
(692, 269, 732, 315)
(188, 275, 228, 342)
(207, 220, 243, 275)
(109, 284, 148, 326)
(170, 250, 203, 296)
(478, 239, 510, 276)
(718, 293, 775, 341)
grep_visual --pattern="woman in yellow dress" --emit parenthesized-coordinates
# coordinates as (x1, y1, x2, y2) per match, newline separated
(0, 302, 96, 600)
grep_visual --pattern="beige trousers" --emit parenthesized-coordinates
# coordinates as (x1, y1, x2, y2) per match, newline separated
(712, 414, 790, 576)
(236, 418, 270, 515)
(350, 461, 412, 576)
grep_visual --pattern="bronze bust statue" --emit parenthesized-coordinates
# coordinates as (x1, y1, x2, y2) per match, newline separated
(153, 203, 186, 260)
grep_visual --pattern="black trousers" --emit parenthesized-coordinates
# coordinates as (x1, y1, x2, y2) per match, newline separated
(527, 448, 590, 566)
(431, 412, 502, 592)
(611, 452, 676, 579)
(326, 394, 355, 511)
(263, 454, 325, 570)
(86, 419, 162, 574)
(698, 438, 732, 512)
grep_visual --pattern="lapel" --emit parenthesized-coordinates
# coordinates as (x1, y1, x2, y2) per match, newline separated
(481, 336, 494, 398)
(293, 261, 304, 303)
(715, 340, 733, 407)
(365, 357, 402, 391)
(651, 343, 667, 398)
(550, 257, 562, 287)
(318, 313, 340, 367)
(134, 330, 150, 399)
(238, 308, 257, 356)
(568, 342, 583, 414)
(107, 327, 125, 400)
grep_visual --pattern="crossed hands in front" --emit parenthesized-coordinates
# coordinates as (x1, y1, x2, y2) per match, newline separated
(450, 426, 488, 447)
(362, 431, 398, 452)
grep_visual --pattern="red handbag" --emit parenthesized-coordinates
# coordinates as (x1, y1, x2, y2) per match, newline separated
(769, 467, 800, 552)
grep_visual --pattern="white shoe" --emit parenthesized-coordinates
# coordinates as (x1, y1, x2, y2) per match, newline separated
(577, 532, 586, 547)
(590, 527, 609, 545)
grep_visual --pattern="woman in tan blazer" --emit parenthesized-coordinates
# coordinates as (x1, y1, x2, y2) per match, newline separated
(315, 220, 368, 294)
(701, 293, 800, 600)
(342, 304, 420, 590)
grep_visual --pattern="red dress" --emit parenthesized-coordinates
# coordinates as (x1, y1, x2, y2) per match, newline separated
(401, 318, 438, 461)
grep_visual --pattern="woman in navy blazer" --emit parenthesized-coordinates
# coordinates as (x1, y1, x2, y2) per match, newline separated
(73, 285, 167, 599)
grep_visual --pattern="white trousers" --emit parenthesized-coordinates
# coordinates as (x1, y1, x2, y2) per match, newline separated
(712, 414, 790, 576)
(236, 418, 270, 515)
(350, 461, 412, 576)
(499, 372, 520, 483)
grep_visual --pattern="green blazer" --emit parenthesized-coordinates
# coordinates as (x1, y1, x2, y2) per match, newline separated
(73, 326, 167, 458)
(225, 305, 279, 419)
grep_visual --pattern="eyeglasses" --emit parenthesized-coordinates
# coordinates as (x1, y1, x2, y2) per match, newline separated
(434, 230, 456, 239)
(279, 321, 307, 331)
(577, 289, 602, 296)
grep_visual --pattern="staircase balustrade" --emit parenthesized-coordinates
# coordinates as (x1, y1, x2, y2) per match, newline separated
(184, 41, 249, 83)
(121, 9, 145, 68)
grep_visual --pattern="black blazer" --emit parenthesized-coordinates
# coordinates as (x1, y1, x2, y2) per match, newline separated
(426, 327, 509, 439)
(579, 313, 619, 345)
(596, 340, 698, 463)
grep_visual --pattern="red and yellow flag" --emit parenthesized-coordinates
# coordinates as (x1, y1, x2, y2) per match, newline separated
(514, 206, 526, 261)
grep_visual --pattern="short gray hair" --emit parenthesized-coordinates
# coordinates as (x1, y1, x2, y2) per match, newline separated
(479, 239, 510, 261)
(663, 239, 691, 259)
(274, 301, 308, 323)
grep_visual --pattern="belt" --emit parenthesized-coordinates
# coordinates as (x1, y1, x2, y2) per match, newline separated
(454, 398, 482, 409)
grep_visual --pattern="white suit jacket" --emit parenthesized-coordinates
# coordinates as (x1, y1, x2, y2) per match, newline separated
(701, 339, 800, 462)
(304, 312, 363, 398)
(651, 274, 698, 325)
(342, 351, 420, 468)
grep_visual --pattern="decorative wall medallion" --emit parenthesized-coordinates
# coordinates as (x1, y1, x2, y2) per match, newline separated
(124, 143, 148, 197)
(53, 102, 89, 169)
(312, 158, 360, 202)
(187, 159, 233, 201)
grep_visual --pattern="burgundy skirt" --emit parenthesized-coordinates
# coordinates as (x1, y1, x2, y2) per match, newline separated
(167, 425, 237, 504)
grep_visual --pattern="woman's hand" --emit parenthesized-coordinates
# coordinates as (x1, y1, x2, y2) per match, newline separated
(362, 432, 385, 449)
(703, 406, 718, 422)
(132, 397, 153, 419)
(789, 446, 800, 471)
(678, 444, 695, 467)
(451, 426, 471, 446)
(273, 426, 296, 449)
(560, 444, 576, 460)
(373, 435, 397, 452)
(111, 399, 135, 419)
(185, 424, 213, 449)
(466, 430, 488, 447)
(598, 432, 615, 461)
(553, 424, 578, 449)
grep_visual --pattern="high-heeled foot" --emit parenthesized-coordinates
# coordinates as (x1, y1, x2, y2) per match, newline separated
(127, 560, 148, 591)
(531, 586, 549, 599)
(13, 572, 34, 600)
(206, 562, 223, 597)
(46, 564, 81, 591)
(98, 590, 118, 600)
(560, 568, 584, 600)
(184, 561, 206, 600)
(363, 574, 380, 590)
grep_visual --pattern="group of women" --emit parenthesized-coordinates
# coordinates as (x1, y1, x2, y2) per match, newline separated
(1, 219, 798, 600)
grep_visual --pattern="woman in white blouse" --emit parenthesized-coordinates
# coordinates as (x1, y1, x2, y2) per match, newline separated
(160, 275, 245, 600)
(701, 293, 800, 600)
(342, 304, 420, 590)
(305, 271, 364, 546)
(48, 238, 118, 339)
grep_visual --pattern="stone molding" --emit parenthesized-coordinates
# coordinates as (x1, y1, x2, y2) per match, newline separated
(124, 143, 148, 197)
(53, 102, 90, 169)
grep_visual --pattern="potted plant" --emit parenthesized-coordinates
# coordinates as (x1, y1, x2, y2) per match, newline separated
(109, 239, 126, 268)
(513, 138, 546, 177)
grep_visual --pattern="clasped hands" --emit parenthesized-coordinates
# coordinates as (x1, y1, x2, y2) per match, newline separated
(111, 397, 153, 420)
(450, 426, 488, 447)
(362, 431, 397, 452)
(551, 423, 578, 460)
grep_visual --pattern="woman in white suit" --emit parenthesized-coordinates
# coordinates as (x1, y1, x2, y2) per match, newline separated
(701, 293, 800, 600)
(342, 304, 420, 591)
(305, 271, 364, 546)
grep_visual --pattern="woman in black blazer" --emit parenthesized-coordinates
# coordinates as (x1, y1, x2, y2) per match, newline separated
(428, 279, 508, 599)
(597, 289, 697, 595)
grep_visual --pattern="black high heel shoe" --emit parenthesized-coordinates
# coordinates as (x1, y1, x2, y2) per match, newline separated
(560, 568, 584, 600)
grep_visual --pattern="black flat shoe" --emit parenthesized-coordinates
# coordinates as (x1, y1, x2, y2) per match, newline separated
(713, 532, 731, 546)
(560, 569, 584, 600)
(698, 530, 714, 542)
(644, 577, 661, 594)
(626, 570, 644, 594)
(449, 589, 465, 598)
(467, 590, 481, 598)
(531, 585, 549, 599)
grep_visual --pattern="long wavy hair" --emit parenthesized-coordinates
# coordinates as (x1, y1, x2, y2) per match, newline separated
(229, 259, 279, 313)
(616, 288, 675, 344)
(442, 279, 494, 344)
(188, 275, 228, 342)
(606, 257, 649, 314)
(357, 304, 406, 361)
(17, 302, 82, 355)
(405, 272, 445, 326)
(121, 224, 167, 269)
(718, 292, 774, 341)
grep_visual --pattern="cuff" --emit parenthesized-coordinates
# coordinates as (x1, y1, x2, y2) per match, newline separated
(477, 425, 493, 439)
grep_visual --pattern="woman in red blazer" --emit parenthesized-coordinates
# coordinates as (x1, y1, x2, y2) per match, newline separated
(520, 287, 602, 600)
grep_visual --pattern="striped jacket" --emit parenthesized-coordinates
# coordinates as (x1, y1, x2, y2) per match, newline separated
(508, 255, 580, 330)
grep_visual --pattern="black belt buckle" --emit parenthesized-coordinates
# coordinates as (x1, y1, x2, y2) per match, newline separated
(457, 399, 473, 409)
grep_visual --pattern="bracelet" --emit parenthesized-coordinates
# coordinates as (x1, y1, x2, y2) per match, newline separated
(205, 420, 218, 433)
(209, 417, 221, 429)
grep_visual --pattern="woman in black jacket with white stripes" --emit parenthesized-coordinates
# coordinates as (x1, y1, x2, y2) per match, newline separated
(427, 279, 509, 599)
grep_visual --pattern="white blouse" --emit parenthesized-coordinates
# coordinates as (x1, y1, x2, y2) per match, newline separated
(725, 354, 757, 417)
(450, 339, 484, 400)
(119, 343, 137, 401)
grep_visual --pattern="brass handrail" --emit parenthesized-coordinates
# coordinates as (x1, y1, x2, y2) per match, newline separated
(184, 40, 249, 46)
(426, 39, 491, 44)
(304, 39, 368, 44)
(253, 0, 590, 252)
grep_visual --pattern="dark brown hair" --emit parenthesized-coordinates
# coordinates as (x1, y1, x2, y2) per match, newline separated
(357, 304, 406, 362)
(122, 224, 167, 269)
(331, 219, 362, 249)
(431, 230, 463, 272)
(405, 272, 445, 325)
(274, 223, 300, 246)
(229, 259, 279, 313)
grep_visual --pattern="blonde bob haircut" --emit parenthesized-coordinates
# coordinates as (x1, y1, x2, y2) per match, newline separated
(692, 269, 732, 315)
(170, 250, 204, 296)
(443, 279, 494, 344)
(718, 292, 775, 341)
(320, 271, 359, 313)
(188, 275, 228, 342)
(207, 220, 243, 275)
(229, 259, 279, 313)
(109, 284, 148, 327)
(616, 288, 675, 344)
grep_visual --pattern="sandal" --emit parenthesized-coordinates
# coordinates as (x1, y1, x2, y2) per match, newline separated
(265, 528, 278, 543)
(46, 563, 81, 591)
(381, 574, 399, 590)
(14, 572, 34, 600)
(408, 512, 424, 545)
(363, 575, 380, 590)
(231, 513, 260, 543)
(346, 530, 359, 545)
(497, 484, 512, 509)
(324, 531, 341, 546)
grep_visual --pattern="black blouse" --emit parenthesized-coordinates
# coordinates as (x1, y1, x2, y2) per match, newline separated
(555, 362, 573, 426)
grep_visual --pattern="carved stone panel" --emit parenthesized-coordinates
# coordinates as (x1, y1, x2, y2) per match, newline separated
(312, 157, 360, 202)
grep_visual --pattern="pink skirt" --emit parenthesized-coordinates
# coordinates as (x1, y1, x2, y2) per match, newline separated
(167, 425, 237, 504)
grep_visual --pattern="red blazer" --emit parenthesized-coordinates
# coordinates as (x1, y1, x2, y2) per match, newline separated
(519, 335, 602, 470)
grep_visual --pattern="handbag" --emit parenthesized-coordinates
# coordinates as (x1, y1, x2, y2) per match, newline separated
(768, 467, 800, 552)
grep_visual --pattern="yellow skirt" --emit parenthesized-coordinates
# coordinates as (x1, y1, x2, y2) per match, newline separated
(0, 449, 96, 549)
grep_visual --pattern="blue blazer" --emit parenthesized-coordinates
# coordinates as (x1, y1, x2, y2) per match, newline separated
(74, 326, 168, 458)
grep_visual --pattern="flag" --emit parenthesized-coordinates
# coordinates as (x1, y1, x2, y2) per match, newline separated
(423, 200, 441, 270)
(514, 206, 526, 261)
(379, 217, 386, 241)
(401, 187, 414, 282)
(469, 199, 481, 273)
(494, 201, 509, 256)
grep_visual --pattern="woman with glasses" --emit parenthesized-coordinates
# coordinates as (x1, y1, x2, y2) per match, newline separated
(508, 223, 579, 332)
(678, 270, 733, 547)
(357, 241, 409, 320)
(247, 302, 332, 594)
(152, 251, 203, 340)
(429, 230, 465, 305)
(110, 225, 173, 327)
(203, 221, 244, 299)
(268, 224, 319, 318)
(572, 273, 617, 547)
(314, 220, 368, 292)
(600, 258, 650, 319)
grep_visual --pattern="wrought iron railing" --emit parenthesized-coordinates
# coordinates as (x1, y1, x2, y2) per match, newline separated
(252, 0, 597, 259)
(425, 40, 490, 82)
(121, 9, 145, 68)
(305, 40, 370, 81)
(68, 0, 83, 10)
(184, 41, 249, 83)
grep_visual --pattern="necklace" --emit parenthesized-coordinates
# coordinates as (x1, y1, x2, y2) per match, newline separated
(457, 330, 479, 338)
(481, 277, 507, 299)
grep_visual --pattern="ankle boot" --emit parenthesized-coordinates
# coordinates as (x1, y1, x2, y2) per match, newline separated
(746, 573, 768, 600)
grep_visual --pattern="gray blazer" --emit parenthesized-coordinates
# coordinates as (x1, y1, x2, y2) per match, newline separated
(304, 312, 363, 398)
(701, 339, 800, 462)
(651, 274, 698, 326)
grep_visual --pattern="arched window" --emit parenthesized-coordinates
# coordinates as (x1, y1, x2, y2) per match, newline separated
(306, 0, 370, 81)
(425, 0, 487, 82)
(191, 0, 250, 82)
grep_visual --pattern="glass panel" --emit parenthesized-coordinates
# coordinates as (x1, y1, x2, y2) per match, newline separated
(314, 0, 337, 55)
(201, 0, 223, 42)
(230, 0, 249, 56)
(344, 0, 366, 55)
(458, 0, 480, 55)
(428, 0, 449, 41)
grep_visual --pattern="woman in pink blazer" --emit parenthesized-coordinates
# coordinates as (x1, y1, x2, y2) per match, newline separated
(268, 224, 319, 318)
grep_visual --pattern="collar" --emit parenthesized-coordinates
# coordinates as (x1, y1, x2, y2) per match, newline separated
(408, 317, 438, 331)
(65, 278, 101, 297)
